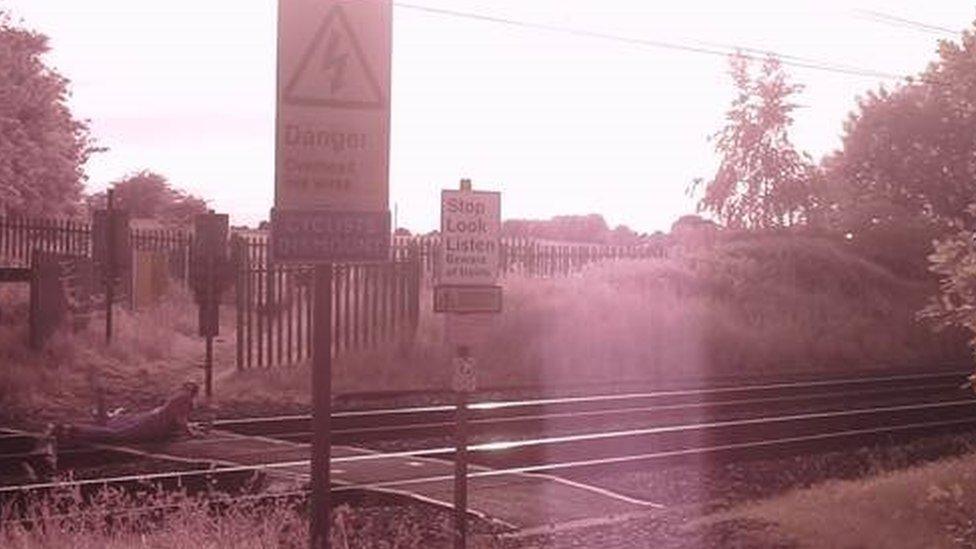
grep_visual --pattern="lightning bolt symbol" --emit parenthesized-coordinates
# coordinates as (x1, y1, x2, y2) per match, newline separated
(322, 33, 348, 94)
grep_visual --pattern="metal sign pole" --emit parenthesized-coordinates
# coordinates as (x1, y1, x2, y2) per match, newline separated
(310, 263, 334, 549)
(205, 252, 215, 398)
(454, 344, 471, 549)
(204, 334, 213, 398)
(105, 188, 115, 344)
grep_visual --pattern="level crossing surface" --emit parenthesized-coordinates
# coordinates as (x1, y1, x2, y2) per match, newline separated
(122, 428, 659, 530)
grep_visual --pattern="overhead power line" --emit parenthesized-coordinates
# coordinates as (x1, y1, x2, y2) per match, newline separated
(854, 9, 958, 36)
(393, 2, 930, 84)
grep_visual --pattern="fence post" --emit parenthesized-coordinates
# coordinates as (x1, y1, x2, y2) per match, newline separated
(408, 242, 421, 340)
(233, 235, 246, 372)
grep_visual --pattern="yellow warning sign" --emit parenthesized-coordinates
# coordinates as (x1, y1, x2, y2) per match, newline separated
(275, 0, 391, 215)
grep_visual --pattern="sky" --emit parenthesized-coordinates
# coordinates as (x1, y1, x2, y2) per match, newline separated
(2, 0, 973, 233)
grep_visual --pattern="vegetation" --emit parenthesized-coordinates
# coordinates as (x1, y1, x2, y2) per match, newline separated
(0, 12, 97, 217)
(719, 446, 976, 548)
(0, 285, 213, 425)
(502, 214, 642, 245)
(474, 233, 964, 389)
(5, 231, 961, 423)
(0, 488, 490, 548)
(690, 53, 812, 230)
(824, 30, 976, 228)
(919, 212, 976, 354)
(86, 170, 208, 227)
(687, 26, 976, 353)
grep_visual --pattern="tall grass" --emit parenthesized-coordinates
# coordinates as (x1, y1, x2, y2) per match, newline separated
(3, 234, 965, 417)
(717, 448, 976, 548)
(0, 487, 496, 548)
(471, 234, 965, 388)
(0, 286, 208, 424)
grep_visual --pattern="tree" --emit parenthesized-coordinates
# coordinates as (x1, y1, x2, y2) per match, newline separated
(691, 53, 812, 229)
(919, 207, 976, 356)
(0, 12, 96, 217)
(827, 29, 976, 228)
(502, 214, 613, 243)
(814, 27, 976, 277)
(88, 170, 208, 226)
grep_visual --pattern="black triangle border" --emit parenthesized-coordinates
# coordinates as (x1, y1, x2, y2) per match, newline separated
(283, 4, 386, 111)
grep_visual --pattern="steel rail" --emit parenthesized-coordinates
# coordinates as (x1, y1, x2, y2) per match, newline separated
(10, 413, 975, 527)
(3, 396, 976, 497)
(0, 378, 962, 465)
(211, 370, 969, 428)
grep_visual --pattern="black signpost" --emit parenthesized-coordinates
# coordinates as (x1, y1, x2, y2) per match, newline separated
(453, 345, 472, 549)
(93, 189, 130, 344)
(192, 212, 229, 398)
(275, 1, 392, 546)
(105, 189, 115, 344)
(309, 263, 333, 549)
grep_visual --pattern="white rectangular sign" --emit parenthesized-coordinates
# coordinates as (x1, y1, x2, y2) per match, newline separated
(275, 0, 391, 213)
(439, 190, 501, 285)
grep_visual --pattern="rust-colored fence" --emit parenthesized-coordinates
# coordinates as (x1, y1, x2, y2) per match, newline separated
(130, 228, 192, 283)
(3, 215, 666, 368)
(393, 235, 667, 279)
(0, 217, 91, 266)
(0, 216, 192, 278)
(233, 236, 421, 369)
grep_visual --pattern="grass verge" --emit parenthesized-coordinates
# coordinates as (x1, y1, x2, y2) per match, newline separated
(708, 449, 976, 548)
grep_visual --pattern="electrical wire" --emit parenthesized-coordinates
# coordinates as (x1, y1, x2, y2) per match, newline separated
(392, 2, 945, 85)
(853, 9, 959, 36)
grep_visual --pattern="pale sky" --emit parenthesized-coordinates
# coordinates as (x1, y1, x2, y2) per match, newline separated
(2, 1, 973, 233)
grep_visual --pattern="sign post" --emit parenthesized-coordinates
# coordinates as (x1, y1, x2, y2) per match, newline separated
(93, 189, 130, 344)
(274, 1, 391, 547)
(191, 212, 229, 398)
(105, 189, 115, 345)
(436, 179, 501, 549)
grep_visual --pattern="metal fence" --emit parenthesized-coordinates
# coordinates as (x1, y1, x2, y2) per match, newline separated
(2, 215, 666, 368)
(0, 217, 91, 266)
(232, 236, 421, 369)
(393, 234, 667, 279)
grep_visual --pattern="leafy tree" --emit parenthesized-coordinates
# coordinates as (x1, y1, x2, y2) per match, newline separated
(826, 29, 976, 228)
(88, 170, 208, 227)
(919, 208, 976, 355)
(814, 27, 976, 277)
(691, 53, 812, 229)
(0, 11, 96, 217)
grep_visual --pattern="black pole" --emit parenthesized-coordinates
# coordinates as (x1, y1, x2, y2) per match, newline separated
(454, 344, 470, 549)
(205, 252, 215, 398)
(205, 335, 213, 398)
(105, 188, 115, 344)
(310, 263, 333, 549)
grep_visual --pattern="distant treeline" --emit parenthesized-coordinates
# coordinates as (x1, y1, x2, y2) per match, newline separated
(501, 214, 647, 246)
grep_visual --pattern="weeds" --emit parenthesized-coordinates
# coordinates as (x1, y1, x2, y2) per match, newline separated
(0, 486, 496, 548)
(2, 234, 966, 422)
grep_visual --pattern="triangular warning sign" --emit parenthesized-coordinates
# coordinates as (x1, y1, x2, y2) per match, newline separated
(283, 4, 385, 110)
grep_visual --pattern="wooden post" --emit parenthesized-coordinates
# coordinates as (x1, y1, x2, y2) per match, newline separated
(310, 263, 334, 549)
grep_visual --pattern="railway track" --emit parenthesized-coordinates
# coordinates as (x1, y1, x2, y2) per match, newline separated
(1, 370, 974, 504)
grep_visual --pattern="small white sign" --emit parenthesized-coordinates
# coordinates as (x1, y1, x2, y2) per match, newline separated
(439, 190, 501, 286)
(452, 355, 477, 393)
(275, 0, 391, 213)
